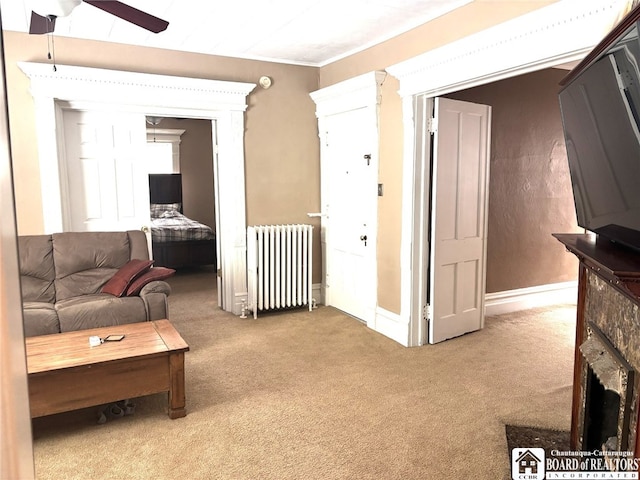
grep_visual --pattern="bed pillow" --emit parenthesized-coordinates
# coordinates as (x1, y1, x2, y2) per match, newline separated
(125, 267, 176, 296)
(150, 203, 181, 218)
(101, 259, 154, 297)
(159, 209, 182, 219)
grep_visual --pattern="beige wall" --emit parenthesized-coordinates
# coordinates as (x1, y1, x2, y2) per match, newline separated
(446, 68, 580, 293)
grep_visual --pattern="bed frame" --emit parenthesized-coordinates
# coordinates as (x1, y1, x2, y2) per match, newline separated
(148, 173, 216, 269)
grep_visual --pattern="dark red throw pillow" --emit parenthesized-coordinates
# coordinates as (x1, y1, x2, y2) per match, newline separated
(101, 259, 154, 297)
(125, 267, 176, 296)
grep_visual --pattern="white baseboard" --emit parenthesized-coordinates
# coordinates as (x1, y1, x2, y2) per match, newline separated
(484, 281, 578, 317)
(372, 307, 410, 347)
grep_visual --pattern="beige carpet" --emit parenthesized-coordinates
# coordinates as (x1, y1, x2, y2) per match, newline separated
(31, 267, 577, 479)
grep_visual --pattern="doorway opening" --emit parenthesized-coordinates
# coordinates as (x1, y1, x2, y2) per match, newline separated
(19, 62, 254, 314)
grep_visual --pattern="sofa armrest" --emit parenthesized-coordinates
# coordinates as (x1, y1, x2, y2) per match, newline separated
(140, 280, 171, 297)
(139, 281, 171, 320)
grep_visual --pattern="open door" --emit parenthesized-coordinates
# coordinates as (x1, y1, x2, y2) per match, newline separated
(428, 97, 491, 344)
(62, 109, 151, 246)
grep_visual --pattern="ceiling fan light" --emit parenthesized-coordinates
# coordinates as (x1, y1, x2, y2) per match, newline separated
(145, 116, 163, 126)
(31, 0, 82, 18)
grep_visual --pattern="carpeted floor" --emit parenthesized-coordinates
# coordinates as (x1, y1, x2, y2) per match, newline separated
(30, 267, 578, 479)
(505, 425, 570, 457)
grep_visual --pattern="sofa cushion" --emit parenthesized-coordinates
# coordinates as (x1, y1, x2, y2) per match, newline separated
(56, 294, 148, 332)
(127, 230, 151, 262)
(101, 259, 154, 297)
(18, 235, 56, 303)
(23, 302, 60, 336)
(52, 232, 133, 301)
(126, 267, 176, 296)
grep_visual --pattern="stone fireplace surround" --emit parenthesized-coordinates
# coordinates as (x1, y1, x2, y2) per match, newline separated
(555, 233, 640, 459)
(580, 286, 636, 453)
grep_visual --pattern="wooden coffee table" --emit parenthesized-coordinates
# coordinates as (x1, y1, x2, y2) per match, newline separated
(26, 319, 189, 419)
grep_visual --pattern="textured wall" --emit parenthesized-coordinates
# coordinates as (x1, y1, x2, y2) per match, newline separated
(447, 68, 579, 293)
(157, 118, 215, 230)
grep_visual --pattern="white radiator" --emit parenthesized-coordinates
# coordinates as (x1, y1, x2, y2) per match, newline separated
(247, 224, 313, 319)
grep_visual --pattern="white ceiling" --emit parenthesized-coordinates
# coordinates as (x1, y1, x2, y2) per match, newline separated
(0, 0, 475, 66)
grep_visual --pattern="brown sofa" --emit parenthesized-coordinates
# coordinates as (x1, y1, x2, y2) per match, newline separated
(19, 230, 171, 337)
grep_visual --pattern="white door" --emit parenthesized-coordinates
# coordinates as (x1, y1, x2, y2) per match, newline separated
(63, 110, 151, 240)
(429, 97, 491, 344)
(324, 107, 377, 323)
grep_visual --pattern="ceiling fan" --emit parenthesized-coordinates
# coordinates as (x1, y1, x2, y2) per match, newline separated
(29, 0, 169, 35)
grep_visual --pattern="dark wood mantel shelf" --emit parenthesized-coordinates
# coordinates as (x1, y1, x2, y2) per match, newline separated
(553, 233, 640, 301)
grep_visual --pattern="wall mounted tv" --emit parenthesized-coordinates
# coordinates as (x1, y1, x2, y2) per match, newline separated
(559, 4, 640, 252)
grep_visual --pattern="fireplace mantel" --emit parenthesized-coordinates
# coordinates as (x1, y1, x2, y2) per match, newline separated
(555, 233, 640, 457)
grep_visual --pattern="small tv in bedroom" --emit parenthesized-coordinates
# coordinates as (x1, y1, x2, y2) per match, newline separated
(558, 6, 640, 252)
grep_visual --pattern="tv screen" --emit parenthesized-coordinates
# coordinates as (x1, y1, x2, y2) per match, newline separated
(559, 21, 640, 251)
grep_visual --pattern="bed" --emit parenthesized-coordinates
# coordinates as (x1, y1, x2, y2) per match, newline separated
(148, 173, 216, 269)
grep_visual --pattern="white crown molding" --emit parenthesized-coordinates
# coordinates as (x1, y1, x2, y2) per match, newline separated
(146, 128, 186, 142)
(18, 62, 256, 111)
(387, 0, 629, 98)
(310, 70, 387, 116)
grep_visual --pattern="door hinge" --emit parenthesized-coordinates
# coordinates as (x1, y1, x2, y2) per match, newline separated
(423, 304, 432, 321)
(427, 116, 438, 134)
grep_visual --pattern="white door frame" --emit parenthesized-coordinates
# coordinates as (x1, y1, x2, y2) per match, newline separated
(310, 71, 385, 327)
(18, 62, 255, 315)
(387, 0, 628, 346)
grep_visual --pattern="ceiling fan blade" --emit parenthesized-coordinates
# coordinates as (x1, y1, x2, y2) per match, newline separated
(83, 1, 168, 33)
(29, 11, 56, 35)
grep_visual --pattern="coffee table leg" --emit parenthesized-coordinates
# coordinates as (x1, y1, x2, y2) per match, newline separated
(168, 352, 186, 419)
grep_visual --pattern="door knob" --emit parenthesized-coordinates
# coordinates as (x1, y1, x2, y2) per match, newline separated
(360, 235, 367, 246)
(141, 225, 149, 233)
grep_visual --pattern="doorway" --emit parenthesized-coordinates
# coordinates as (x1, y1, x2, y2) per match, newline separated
(19, 62, 254, 315)
(387, 0, 621, 346)
(310, 71, 384, 331)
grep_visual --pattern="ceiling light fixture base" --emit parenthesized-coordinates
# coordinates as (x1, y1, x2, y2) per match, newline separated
(259, 76, 272, 89)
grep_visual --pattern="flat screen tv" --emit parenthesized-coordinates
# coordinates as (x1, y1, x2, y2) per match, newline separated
(559, 7, 640, 252)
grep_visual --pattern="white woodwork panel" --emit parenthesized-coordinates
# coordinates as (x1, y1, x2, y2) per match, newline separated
(78, 124, 97, 146)
(81, 158, 102, 220)
(459, 114, 482, 239)
(439, 262, 456, 318)
(115, 160, 136, 219)
(459, 259, 479, 312)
